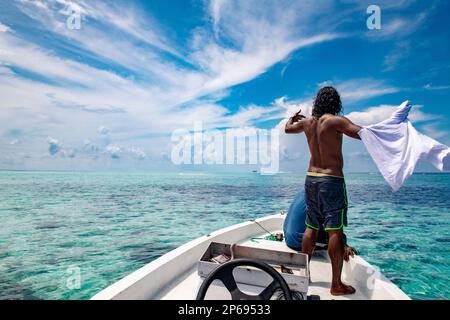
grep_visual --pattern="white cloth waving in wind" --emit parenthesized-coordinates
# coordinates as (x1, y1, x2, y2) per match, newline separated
(358, 101, 450, 191)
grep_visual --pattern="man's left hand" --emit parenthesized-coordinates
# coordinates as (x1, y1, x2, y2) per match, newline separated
(344, 245, 358, 262)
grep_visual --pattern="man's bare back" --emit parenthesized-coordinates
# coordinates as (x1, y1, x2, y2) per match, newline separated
(286, 113, 362, 176)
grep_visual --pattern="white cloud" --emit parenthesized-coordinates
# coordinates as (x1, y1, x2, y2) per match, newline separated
(383, 41, 410, 71)
(346, 104, 439, 126)
(210, 0, 225, 38)
(18, 0, 49, 10)
(83, 139, 98, 154)
(423, 84, 450, 91)
(0, 65, 14, 75)
(0, 23, 12, 33)
(16, 0, 180, 56)
(321, 79, 400, 104)
(222, 105, 280, 127)
(421, 124, 448, 140)
(97, 126, 109, 136)
(0, 32, 135, 89)
(47, 136, 62, 155)
(105, 144, 121, 159)
(364, 8, 430, 40)
(129, 147, 146, 160)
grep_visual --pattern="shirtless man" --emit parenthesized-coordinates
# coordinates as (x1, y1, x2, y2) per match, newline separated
(285, 86, 361, 296)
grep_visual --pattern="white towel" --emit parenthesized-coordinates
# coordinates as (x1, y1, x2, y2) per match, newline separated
(358, 100, 450, 191)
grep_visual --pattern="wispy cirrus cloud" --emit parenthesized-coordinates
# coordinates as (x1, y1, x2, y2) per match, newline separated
(346, 104, 439, 126)
(318, 79, 400, 104)
(210, 0, 225, 38)
(423, 84, 450, 91)
(383, 41, 411, 71)
(3, 0, 342, 118)
(0, 22, 12, 33)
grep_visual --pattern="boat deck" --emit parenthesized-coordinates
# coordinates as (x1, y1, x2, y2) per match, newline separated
(158, 235, 367, 300)
(92, 214, 410, 300)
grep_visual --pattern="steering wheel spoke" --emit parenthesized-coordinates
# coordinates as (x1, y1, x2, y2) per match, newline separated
(220, 272, 238, 293)
(258, 280, 280, 300)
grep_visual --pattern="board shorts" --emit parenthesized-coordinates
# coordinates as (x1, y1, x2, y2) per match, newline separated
(283, 189, 329, 250)
(304, 172, 348, 231)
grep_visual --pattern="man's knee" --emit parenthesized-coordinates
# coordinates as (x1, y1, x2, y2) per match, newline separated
(326, 229, 344, 238)
(327, 230, 345, 246)
(304, 227, 318, 240)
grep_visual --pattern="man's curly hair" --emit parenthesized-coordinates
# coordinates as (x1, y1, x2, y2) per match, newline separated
(312, 86, 342, 118)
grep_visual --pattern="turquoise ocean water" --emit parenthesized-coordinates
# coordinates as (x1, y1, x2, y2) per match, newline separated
(0, 171, 448, 300)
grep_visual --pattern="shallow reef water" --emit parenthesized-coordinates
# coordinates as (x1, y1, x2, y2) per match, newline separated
(0, 171, 448, 300)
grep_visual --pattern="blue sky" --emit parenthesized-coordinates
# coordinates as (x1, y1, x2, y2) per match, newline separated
(0, 0, 450, 172)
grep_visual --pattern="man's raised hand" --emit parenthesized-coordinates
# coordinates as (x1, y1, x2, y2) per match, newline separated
(291, 109, 306, 122)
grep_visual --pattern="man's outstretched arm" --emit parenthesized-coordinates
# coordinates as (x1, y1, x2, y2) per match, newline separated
(332, 116, 362, 140)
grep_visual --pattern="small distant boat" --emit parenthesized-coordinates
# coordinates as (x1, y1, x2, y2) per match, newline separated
(92, 213, 410, 300)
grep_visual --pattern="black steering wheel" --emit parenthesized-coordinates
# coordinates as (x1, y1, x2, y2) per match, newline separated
(196, 259, 293, 300)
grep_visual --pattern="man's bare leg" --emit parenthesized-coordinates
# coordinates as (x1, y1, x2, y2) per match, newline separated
(327, 230, 356, 295)
(302, 227, 317, 261)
